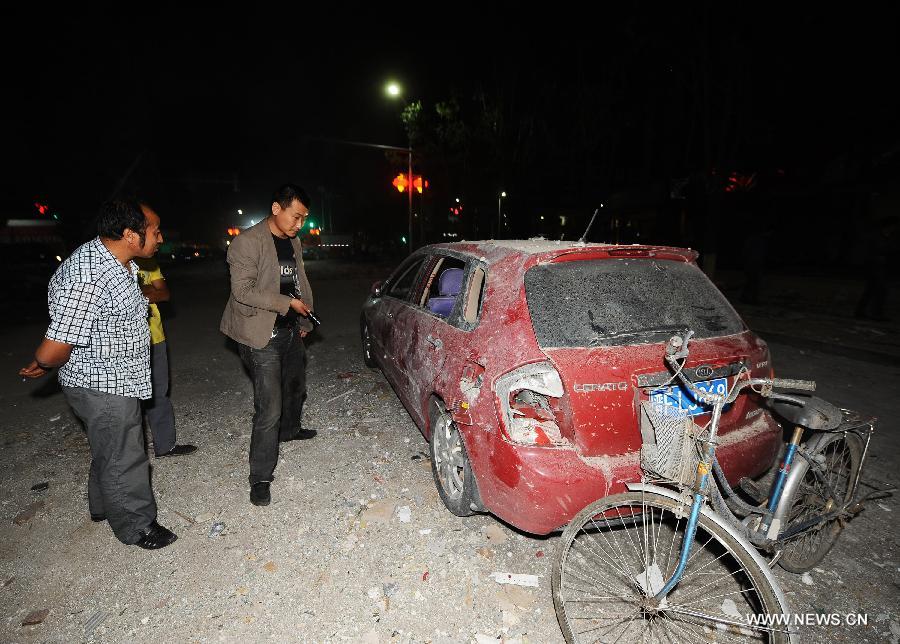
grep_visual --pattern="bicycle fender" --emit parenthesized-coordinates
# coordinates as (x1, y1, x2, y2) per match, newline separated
(627, 482, 799, 643)
(771, 431, 835, 531)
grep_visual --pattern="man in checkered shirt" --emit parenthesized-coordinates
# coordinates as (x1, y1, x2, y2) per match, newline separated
(19, 200, 178, 550)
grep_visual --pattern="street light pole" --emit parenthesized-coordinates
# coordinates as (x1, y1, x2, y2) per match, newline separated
(408, 147, 413, 253)
(386, 81, 416, 254)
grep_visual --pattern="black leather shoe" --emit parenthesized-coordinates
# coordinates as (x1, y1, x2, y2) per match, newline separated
(280, 428, 317, 442)
(156, 444, 198, 457)
(250, 481, 271, 506)
(90, 513, 106, 522)
(133, 521, 178, 550)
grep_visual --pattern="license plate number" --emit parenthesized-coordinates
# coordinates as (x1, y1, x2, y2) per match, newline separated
(649, 378, 728, 416)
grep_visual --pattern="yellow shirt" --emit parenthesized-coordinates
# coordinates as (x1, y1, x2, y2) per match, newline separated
(137, 263, 166, 344)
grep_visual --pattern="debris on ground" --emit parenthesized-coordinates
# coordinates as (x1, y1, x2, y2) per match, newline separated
(490, 572, 540, 588)
(13, 501, 44, 526)
(21, 609, 49, 626)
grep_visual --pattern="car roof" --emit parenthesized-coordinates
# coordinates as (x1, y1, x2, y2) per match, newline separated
(424, 239, 698, 263)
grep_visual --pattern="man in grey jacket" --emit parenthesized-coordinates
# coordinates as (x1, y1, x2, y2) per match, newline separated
(221, 184, 316, 507)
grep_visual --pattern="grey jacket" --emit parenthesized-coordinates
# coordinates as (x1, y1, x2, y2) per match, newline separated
(220, 219, 315, 349)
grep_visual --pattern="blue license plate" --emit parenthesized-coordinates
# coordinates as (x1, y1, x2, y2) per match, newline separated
(649, 378, 728, 416)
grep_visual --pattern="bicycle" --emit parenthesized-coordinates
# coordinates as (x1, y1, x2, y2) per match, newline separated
(552, 330, 876, 643)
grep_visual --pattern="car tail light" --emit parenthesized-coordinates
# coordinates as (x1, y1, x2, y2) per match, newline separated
(495, 362, 569, 446)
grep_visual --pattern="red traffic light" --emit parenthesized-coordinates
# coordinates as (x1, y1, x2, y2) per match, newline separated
(391, 173, 428, 193)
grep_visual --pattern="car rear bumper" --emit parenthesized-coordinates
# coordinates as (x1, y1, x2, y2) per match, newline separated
(466, 412, 780, 536)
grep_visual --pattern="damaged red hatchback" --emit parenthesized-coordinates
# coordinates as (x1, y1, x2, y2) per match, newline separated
(360, 240, 780, 534)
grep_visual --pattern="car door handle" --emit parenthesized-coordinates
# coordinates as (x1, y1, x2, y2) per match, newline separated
(426, 335, 443, 350)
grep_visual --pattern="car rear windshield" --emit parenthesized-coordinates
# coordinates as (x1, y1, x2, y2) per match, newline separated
(524, 258, 745, 348)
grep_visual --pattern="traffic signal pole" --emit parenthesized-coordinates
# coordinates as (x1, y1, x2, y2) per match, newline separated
(311, 136, 414, 254)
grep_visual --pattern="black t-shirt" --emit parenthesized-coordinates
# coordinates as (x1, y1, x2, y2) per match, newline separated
(273, 234, 299, 327)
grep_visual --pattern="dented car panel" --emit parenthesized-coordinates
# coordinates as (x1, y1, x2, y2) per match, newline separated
(361, 240, 782, 535)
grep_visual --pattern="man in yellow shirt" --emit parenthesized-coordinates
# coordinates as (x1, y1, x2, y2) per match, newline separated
(137, 258, 197, 457)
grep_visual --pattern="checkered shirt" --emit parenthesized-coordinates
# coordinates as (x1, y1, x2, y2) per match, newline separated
(46, 237, 152, 399)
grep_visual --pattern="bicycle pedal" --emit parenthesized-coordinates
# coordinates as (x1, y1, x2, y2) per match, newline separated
(739, 477, 767, 504)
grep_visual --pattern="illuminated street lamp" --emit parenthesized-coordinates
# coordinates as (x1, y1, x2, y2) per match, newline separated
(385, 81, 414, 253)
(498, 191, 507, 237)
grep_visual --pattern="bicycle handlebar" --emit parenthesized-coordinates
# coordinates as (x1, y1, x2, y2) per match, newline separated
(664, 332, 817, 408)
(771, 378, 816, 392)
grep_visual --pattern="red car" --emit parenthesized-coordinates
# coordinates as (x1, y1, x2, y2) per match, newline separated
(360, 240, 780, 534)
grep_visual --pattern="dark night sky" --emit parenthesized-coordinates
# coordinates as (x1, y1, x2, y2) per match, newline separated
(4, 6, 899, 247)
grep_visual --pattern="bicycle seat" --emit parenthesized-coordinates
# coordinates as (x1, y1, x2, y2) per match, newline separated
(767, 395, 843, 431)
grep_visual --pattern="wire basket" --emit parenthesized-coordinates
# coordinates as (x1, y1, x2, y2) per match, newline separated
(639, 401, 701, 486)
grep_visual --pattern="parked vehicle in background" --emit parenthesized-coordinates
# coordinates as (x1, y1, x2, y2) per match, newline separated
(360, 240, 782, 534)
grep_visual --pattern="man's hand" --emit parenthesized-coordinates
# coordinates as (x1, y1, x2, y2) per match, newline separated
(289, 297, 311, 317)
(19, 360, 49, 379)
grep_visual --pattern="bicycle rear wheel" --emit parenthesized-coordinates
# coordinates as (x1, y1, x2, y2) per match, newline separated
(553, 490, 790, 643)
(778, 431, 863, 573)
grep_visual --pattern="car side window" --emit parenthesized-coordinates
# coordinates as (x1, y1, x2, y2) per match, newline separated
(385, 257, 426, 302)
(422, 256, 466, 319)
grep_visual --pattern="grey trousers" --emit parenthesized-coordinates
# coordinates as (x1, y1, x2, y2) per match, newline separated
(63, 387, 157, 544)
(145, 341, 176, 456)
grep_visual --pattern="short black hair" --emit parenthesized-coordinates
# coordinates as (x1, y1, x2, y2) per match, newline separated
(271, 183, 311, 211)
(97, 199, 147, 242)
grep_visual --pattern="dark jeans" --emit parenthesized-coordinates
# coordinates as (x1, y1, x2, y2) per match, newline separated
(144, 341, 176, 456)
(63, 386, 157, 544)
(239, 327, 307, 485)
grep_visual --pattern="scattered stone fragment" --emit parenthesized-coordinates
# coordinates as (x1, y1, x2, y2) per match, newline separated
(396, 505, 411, 523)
(14, 501, 44, 526)
(382, 583, 397, 598)
(502, 609, 520, 628)
(477, 547, 495, 560)
(208, 522, 226, 538)
(357, 629, 379, 644)
(490, 572, 540, 588)
(263, 561, 277, 573)
(30, 482, 49, 492)
(367, 586, 381, 599)
(484, 524, 507, 543)
(22, 609, 49, 626)
(419, 528, 431, 535)
(497, 585, 536, 611)
(800, 572, 814, 585)
(49, 414, 62, 422)
(361, 499, 396, 525)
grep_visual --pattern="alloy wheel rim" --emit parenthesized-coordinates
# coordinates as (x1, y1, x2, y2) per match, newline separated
(434, 413, 464, 499)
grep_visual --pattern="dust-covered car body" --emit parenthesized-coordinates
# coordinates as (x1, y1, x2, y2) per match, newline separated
(360, 240, 780, 535)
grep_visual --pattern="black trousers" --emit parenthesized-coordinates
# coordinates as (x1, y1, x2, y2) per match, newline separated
(239, 327, 307, 485)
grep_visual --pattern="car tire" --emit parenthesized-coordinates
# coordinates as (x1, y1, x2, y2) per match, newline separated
(360, 315, 378, 368)
(429, 400, 479, 517)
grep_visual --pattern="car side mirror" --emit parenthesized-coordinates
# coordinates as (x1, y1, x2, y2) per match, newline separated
(371, 280, 383, 298)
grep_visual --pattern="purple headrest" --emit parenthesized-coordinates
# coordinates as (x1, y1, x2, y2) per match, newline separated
(438, 268, 464, 297)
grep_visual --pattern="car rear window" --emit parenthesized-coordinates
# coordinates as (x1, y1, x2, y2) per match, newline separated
(524, 258, 744, 348)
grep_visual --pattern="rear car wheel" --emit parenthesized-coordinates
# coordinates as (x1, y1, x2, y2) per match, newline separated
(360, 315, 378, 368)
(429, 400, 478, 517)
